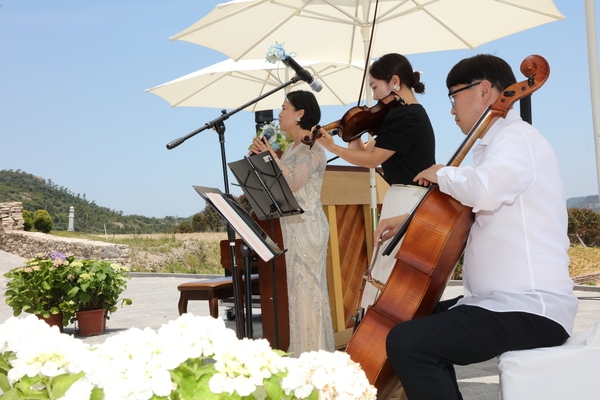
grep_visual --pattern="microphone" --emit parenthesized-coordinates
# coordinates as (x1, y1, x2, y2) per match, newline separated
(248, 124, 276, 156)
(282, 55, 323, 92)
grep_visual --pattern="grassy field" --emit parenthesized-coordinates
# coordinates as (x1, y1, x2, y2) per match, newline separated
(52, 231, 600, 282)
(53, 231, 227, 275)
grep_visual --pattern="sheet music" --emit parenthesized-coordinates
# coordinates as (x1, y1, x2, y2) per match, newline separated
(204, 192, 280, 262)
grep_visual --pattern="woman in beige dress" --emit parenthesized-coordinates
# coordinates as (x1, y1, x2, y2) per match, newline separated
(250, 90, 334, 356)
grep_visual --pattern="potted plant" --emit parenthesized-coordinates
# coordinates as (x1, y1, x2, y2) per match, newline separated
(3, 252, 78, 331)
(66, 258, 132, 335)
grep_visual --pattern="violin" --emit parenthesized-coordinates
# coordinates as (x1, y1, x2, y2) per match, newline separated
(301, 92, 406, 147)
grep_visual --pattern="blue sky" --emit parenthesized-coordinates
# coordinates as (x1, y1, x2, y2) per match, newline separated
(1, 1, 598, 218)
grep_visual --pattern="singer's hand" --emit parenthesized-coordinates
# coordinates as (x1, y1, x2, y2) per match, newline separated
(374, 214, 408, 243)
(251, 136, 275, 158)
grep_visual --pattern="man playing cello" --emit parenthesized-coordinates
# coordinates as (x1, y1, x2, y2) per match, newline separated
(376, 54, 578, 400)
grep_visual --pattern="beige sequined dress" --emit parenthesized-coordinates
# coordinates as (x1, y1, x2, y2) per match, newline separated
(278, 141, 334, 356)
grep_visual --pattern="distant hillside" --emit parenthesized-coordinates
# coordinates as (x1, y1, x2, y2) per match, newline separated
(567, 195, 600, 213)
(1, 169, 598, 233)
(0, 169, 189, 234)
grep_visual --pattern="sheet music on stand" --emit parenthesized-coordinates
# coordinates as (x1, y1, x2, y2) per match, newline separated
(193, 186, 284, 262)
(228, 151, 303, 220)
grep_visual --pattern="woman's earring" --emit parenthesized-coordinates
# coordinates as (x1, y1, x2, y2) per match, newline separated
(393, 84, 400, 91)
(296, 117, 301, 122)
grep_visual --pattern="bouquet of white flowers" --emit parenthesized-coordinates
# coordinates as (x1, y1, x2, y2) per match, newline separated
(0, 314, 376, 400)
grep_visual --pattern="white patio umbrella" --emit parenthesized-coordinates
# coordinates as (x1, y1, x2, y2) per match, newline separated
(170, 0, 566, 227)
(146, 58, 367, 112)
(170, 0, 565, 63)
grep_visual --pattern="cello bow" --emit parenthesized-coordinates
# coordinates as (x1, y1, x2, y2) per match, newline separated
(346, 55, 550, 400)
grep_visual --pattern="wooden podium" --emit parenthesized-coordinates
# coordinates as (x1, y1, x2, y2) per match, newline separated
(220, 165, 389, 350)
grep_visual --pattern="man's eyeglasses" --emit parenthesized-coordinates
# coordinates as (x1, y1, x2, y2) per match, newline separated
(448, 81, 482, 107)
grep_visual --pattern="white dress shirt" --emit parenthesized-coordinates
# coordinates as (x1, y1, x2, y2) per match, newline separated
(437, 109, 578, 334)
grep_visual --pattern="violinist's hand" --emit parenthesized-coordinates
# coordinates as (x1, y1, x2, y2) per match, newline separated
(315, 126, 334, 150)
(414, 164, 444, 187)
(374, 214, 408, 243)
(250, 136, 275, 158)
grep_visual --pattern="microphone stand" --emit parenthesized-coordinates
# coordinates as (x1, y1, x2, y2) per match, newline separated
(165, 74, 304, 339)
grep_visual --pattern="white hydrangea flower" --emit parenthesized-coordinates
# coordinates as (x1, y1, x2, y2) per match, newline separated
(281, 350, 377, 400)
(83, 327, 173, 399)
(209, 337, 287, 397)
(3, 315, 89, 385)
(156, 312, 236, 364)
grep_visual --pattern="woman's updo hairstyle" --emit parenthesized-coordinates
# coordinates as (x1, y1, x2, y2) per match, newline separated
(370, 53, 425, 94)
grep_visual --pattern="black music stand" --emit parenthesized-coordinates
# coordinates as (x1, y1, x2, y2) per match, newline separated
(228, 151, 303, 220)
(193, 186, 285, 338)
(228, 151, 303, 348)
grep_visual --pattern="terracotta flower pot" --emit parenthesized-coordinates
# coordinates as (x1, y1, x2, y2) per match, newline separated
(76, 308, 107, 336)
(37, 312, 64, 333)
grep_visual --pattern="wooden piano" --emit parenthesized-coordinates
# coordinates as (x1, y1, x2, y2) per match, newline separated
(220, 165, 389, 351)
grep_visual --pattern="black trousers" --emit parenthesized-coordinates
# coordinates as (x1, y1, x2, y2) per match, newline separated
(385, 296, 569, 400)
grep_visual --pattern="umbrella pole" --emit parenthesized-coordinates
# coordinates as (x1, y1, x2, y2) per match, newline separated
(585, 0, 600, 199)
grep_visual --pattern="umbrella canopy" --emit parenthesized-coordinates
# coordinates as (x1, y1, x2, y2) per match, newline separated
(146, 58, 367, 112)
(170, 0, 565, 63)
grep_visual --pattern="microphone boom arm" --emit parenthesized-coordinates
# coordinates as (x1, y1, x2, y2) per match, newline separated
(166, 76, 302, 150)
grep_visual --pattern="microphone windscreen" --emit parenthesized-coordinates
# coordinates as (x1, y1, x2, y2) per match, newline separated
(261, 125, 276, 140)
(310, 79, 323, 92)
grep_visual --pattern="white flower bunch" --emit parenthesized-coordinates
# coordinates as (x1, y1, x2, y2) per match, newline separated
(0, 315, 89, 398)
(281, 350, 377, 400)
(0, 314, 375, 400)
(210, 337, 288, 397)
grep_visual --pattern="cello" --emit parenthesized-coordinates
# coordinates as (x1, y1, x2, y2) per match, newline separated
(344, 55, 551, 399)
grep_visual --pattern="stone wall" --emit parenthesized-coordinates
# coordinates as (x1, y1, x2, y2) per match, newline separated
(0, 202, 130, 265)
(0, 202, 25, 232)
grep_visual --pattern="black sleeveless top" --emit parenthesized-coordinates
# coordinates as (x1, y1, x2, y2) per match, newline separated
(374, 103, 436, 185)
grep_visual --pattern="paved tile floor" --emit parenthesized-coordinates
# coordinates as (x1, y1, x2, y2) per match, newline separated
(1, 250, 599, 399)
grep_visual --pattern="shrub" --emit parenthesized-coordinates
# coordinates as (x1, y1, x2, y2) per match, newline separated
(568, 208, 600, 246)
(22, 209, 33, 231)
(191, 213, 207, 232)
(175, 221, 193, 233)
(33, 209, 53, 233)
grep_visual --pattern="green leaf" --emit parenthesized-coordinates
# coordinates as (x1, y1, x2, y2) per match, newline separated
(49, 372, 85, 399)
(0, 372, 12, 393)
(90, 387, 104, 400)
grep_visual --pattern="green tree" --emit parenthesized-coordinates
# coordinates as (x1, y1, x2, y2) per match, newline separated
(33, 209, 53, 233)
(191, 213, 208, 232)
(22, 209, 33, 231)
(176, 221, 193, 233)
(203, 205, 225, 232)
(568, 208, 600, 246)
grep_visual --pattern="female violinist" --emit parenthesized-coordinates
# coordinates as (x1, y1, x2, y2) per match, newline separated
(315, 53, 436, 309)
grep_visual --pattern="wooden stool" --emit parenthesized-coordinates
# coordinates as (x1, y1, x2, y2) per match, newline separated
(177, 274, 259, 319)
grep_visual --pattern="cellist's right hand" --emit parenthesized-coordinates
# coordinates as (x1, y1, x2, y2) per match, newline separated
(374, 214, 408, 242)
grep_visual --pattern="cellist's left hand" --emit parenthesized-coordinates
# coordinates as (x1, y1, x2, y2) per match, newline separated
(414, 164, 444, 186)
